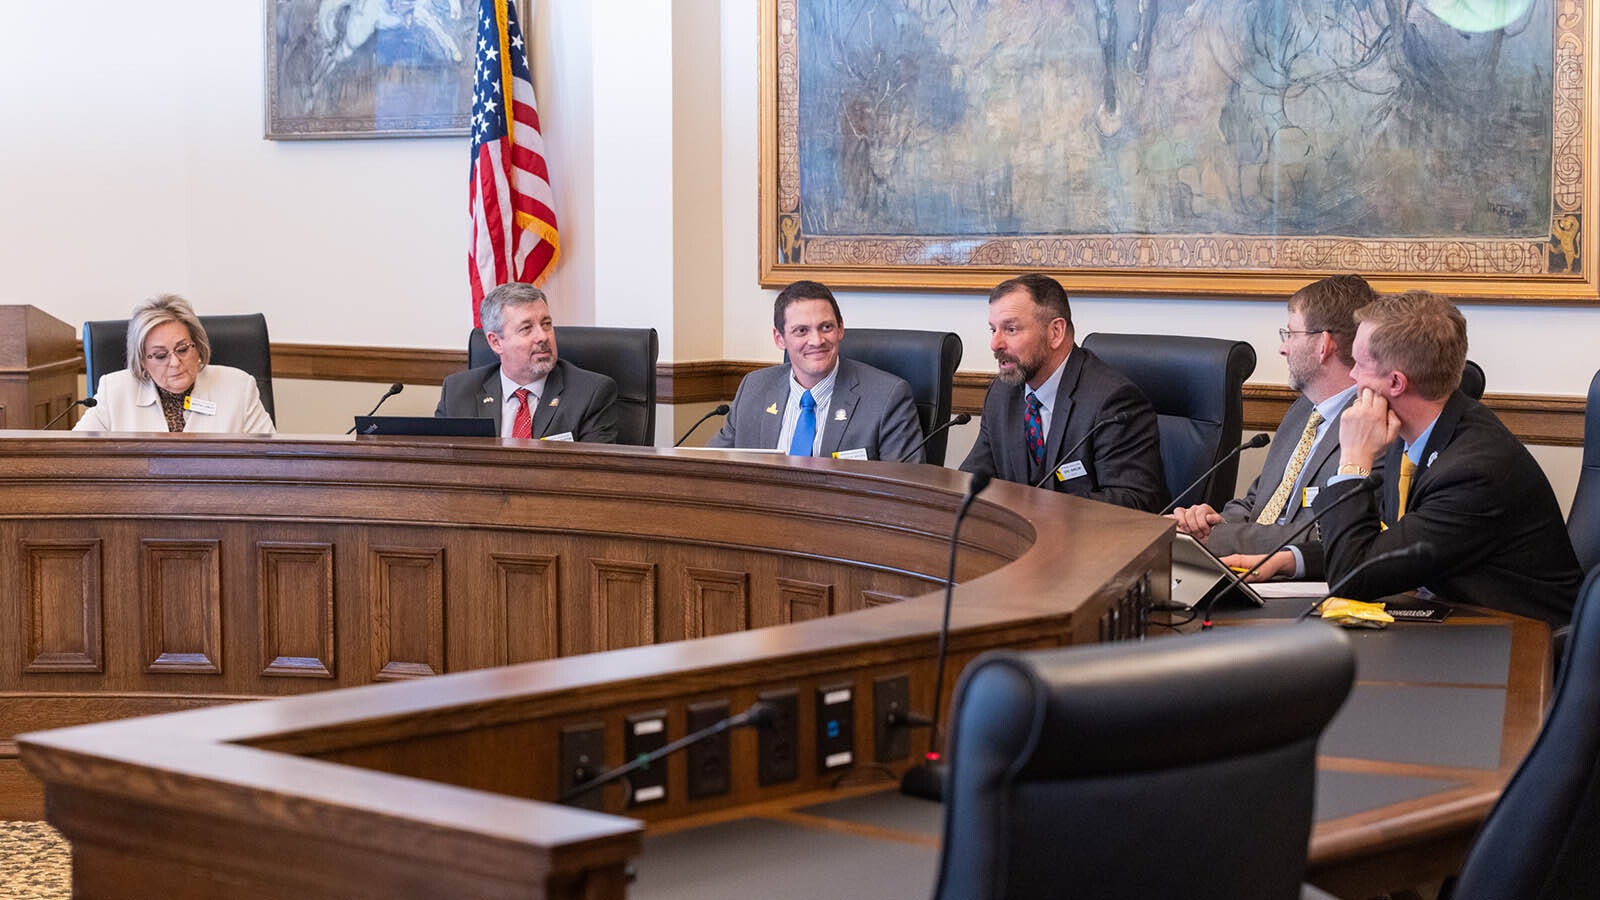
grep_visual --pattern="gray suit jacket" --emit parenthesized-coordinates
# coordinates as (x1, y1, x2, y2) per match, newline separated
(705, 358, 925, 462)
(1205, 393, 1376, 579)
(434, 358, 620, 444)
(961, 346, 1167, 512)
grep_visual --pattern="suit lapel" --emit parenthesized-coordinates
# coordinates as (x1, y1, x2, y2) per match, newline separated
(530, 363, 564, 437)
(1042, 349, 1086, 474)
(996, 382, 1032, 482)
(818, 361, 858, 456)
(1411, 393, 1468, 506)
(1304, 395, 1350, 482)
(478, 370, 504, 425)
(758, 370, 790, 450)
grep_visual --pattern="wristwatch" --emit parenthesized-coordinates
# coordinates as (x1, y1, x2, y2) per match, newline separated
(1336, 463, 1371, 477)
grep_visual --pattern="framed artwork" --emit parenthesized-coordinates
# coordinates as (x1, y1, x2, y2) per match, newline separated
(759, 0, 1597, 301)
(265, 0, 477, 139)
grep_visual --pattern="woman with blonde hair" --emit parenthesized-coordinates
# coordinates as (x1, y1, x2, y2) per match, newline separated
(75, 294, 274, 433)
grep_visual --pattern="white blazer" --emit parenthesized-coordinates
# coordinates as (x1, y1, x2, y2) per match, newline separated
(74, 365, 275, 434)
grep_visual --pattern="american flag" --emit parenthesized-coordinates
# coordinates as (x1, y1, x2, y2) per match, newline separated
(468, 0, 559, 324)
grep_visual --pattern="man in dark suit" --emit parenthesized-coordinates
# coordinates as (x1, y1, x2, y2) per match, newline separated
(960, 274, 1167, 511)
(707, 281, 924, 462)
(1288, 290, 1580, 625)
(1173, 274, 1378, 579)
(435, 282, 619, 443)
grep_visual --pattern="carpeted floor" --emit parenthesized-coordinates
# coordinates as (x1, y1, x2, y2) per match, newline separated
(0, 821, 70, 899)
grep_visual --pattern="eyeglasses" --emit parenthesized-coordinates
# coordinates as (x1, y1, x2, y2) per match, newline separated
(1278, 328, 1329, 342)
(144, 342, 195, 363)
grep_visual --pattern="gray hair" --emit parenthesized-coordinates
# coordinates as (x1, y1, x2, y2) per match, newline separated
(479, 283, 549, 336)
(126, 294, 210, 383)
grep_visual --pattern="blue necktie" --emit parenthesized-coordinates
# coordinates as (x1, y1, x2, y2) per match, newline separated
(789, 389, 817, 456)
(1025, 392, 1045, 467)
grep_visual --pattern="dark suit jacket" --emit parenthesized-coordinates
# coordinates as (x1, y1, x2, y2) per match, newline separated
(1314, 391, 1582, 625)
(1206, 393, 1380, 579)
(705, 358, 925, 462)
(960, 346, 1168, 512)
(434, 358, 620, 444)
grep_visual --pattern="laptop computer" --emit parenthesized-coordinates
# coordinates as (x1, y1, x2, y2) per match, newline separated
(1170, 532, 1265, 610)
(353, 416, 496, 437)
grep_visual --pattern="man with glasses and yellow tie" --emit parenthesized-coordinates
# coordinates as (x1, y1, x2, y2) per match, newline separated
(1260, 290, 1581, 627)
(1171, 275, 1375, 579)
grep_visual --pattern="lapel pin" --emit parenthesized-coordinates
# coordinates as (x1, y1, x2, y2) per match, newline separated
(482, 396, 495, 404)
(1427, 451, 1437, 467)
(549, 397, 560, 407)
(766, 403, 779, 415)
(833, 409, 847, 421)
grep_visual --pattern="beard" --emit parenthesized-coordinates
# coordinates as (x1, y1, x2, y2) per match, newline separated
(995, 350, 1043, 386)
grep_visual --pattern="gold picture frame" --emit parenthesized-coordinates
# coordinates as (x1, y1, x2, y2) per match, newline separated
(759, 0, 1597, 301)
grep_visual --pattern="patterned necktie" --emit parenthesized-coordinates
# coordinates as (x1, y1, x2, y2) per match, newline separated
(1025, 393, 1045, 468)
(511, 387, 534, 439)
(1256, 409, 1324, 524)
(1395, 454, 1417, 519)
(789, 389, 816, 456)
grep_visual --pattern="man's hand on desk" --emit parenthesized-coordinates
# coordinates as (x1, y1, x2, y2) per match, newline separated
(1220, 550, 1296, 582)
(1169, 503, 1224, 541)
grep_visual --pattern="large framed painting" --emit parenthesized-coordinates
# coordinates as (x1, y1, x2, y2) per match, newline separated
(266, 0, 477, 139)
(759, 0, 1598, 301)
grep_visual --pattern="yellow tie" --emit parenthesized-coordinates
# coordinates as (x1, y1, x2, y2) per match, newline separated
(1395, 455, 1417, 520)
(1257, 409, 1324, 524)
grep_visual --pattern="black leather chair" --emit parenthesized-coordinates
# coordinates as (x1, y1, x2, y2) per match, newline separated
(1461, 359, 1486, 401)
(1565, 370, 1600, 577)
(1447, 566, 1600, 899)
(933, 624, 1354, 900)
(468, 326, 659, 446)
(83, 314, 276, 425)
(837, 328, 963, 465)
(1080, 333, 1257, 510)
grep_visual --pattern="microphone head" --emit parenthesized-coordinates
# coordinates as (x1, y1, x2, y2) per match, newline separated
(1108, 412, 1131, 426)
(713, 404, 731, 415)
(81, 397, 98, 408)
(1247, 432, 1271, 448)
(967, 471, 992, 498)
(743, 701, 780, 730)
(387, 383, 404, 396)
(1359, 472, 1384, 492)
(1406, 541, 1436, 563)
(952, 413, 972, 426)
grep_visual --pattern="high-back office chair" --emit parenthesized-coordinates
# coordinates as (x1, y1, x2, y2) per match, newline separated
(1448, 566, 1600, 899)
(1080, 333, 1256, 510)
(1564, 370, 1600, 576)
(837, 328, 963, 465)
(468, 326, 659, 446)
(83, 314, 277, 425)
(932, 624, 1354, 900)
(1460, 359, 1486, 401)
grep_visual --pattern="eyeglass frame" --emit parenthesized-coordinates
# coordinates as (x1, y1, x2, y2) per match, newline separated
(144, 341, 197, 364)
(1277, 328, 1332, 342)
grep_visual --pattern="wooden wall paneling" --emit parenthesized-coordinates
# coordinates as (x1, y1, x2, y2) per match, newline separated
(258, 542, 336, 679)
(683, 567, 751, 639)
(777, 577, 833, 623)
(491, 553, 560, 666)
(21, 539, 103, 673)
(370, 546, 446, 681)
(140, 539, 223, 675)
(860, 589, 904, 608)
(590, 560, 657, 651)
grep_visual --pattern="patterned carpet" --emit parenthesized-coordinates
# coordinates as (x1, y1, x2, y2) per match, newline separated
(0, 821, 70, 899)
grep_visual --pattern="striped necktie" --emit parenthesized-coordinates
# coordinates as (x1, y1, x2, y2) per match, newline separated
(1257, 409, 1324, 524)
(511, 387, 534, 439)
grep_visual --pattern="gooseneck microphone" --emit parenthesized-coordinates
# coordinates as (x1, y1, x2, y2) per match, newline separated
(1299, 541, 1437, 621)
(1032, 412, 1131, 488)
(673, 404, 731, 447)
(1193, 473, 1382, 629)
(43, 397, 97, 430)
(559, 701, 778, 804)
(900, 471, 991, 802)
(898, 413, 973, 463)
(1159, 433, 1271, 515)
(346, 383, 404, 434)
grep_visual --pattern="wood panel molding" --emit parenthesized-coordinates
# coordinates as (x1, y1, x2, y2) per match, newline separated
(491, 553, 560, 665)
(141, 540, 222, 675)
(778, 577, 833, 623)
(370, 547, 446, 681)
(684, 567, 751, 639)
(259, 542, 336, 679)
(591, 560, 657, 651)
(21, 539, 103, 674)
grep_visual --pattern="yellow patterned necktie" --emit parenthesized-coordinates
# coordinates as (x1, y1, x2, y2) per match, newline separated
(1257, 409, 1324, 524)
(1395, 454, 1417, 519)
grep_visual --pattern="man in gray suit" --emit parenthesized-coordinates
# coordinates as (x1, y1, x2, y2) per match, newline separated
(1170, 274, 1377, 578)
(961, 274, 1167, 511)
(435, 282, 619, 443)
(706, 281, 924, 462)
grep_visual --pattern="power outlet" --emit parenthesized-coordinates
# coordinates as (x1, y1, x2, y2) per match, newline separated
(623, 710, 669, 807)
(814, 683, 855, 773)
(558, 722, 606, 810)
(757, 689, 799, 786)
(686, 700, 732, 800)
(873, 674, 911, 763)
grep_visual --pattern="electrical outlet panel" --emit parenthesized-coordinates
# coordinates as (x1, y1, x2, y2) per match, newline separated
(757, 689, 799, 786)
(624, 710, 669, 807)
(815, 683, 855, 773)
(873, 674, 912, 763)
(558, 722, 606, 811)
(686, 700, 732, 800)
